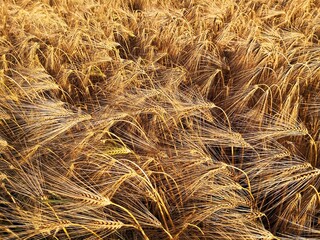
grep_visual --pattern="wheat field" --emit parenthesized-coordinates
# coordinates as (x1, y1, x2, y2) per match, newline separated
(0, 0, 319, 239)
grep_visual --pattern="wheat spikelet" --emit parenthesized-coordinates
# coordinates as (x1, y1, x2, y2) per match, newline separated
(291, 169, 320, 182)
(76, 192, 111, 207)
(89, 220, 125, 230)
(33, 220, 72, 236)
(286, 162, 312, 174)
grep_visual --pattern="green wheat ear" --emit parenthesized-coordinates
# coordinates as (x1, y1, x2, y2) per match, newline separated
(104, 147, 132, 156)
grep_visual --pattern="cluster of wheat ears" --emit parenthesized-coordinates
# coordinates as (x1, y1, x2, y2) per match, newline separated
(0, 0, 319, 239)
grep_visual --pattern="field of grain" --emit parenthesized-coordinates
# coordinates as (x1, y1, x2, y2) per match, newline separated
(0, 0, 319, 239)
